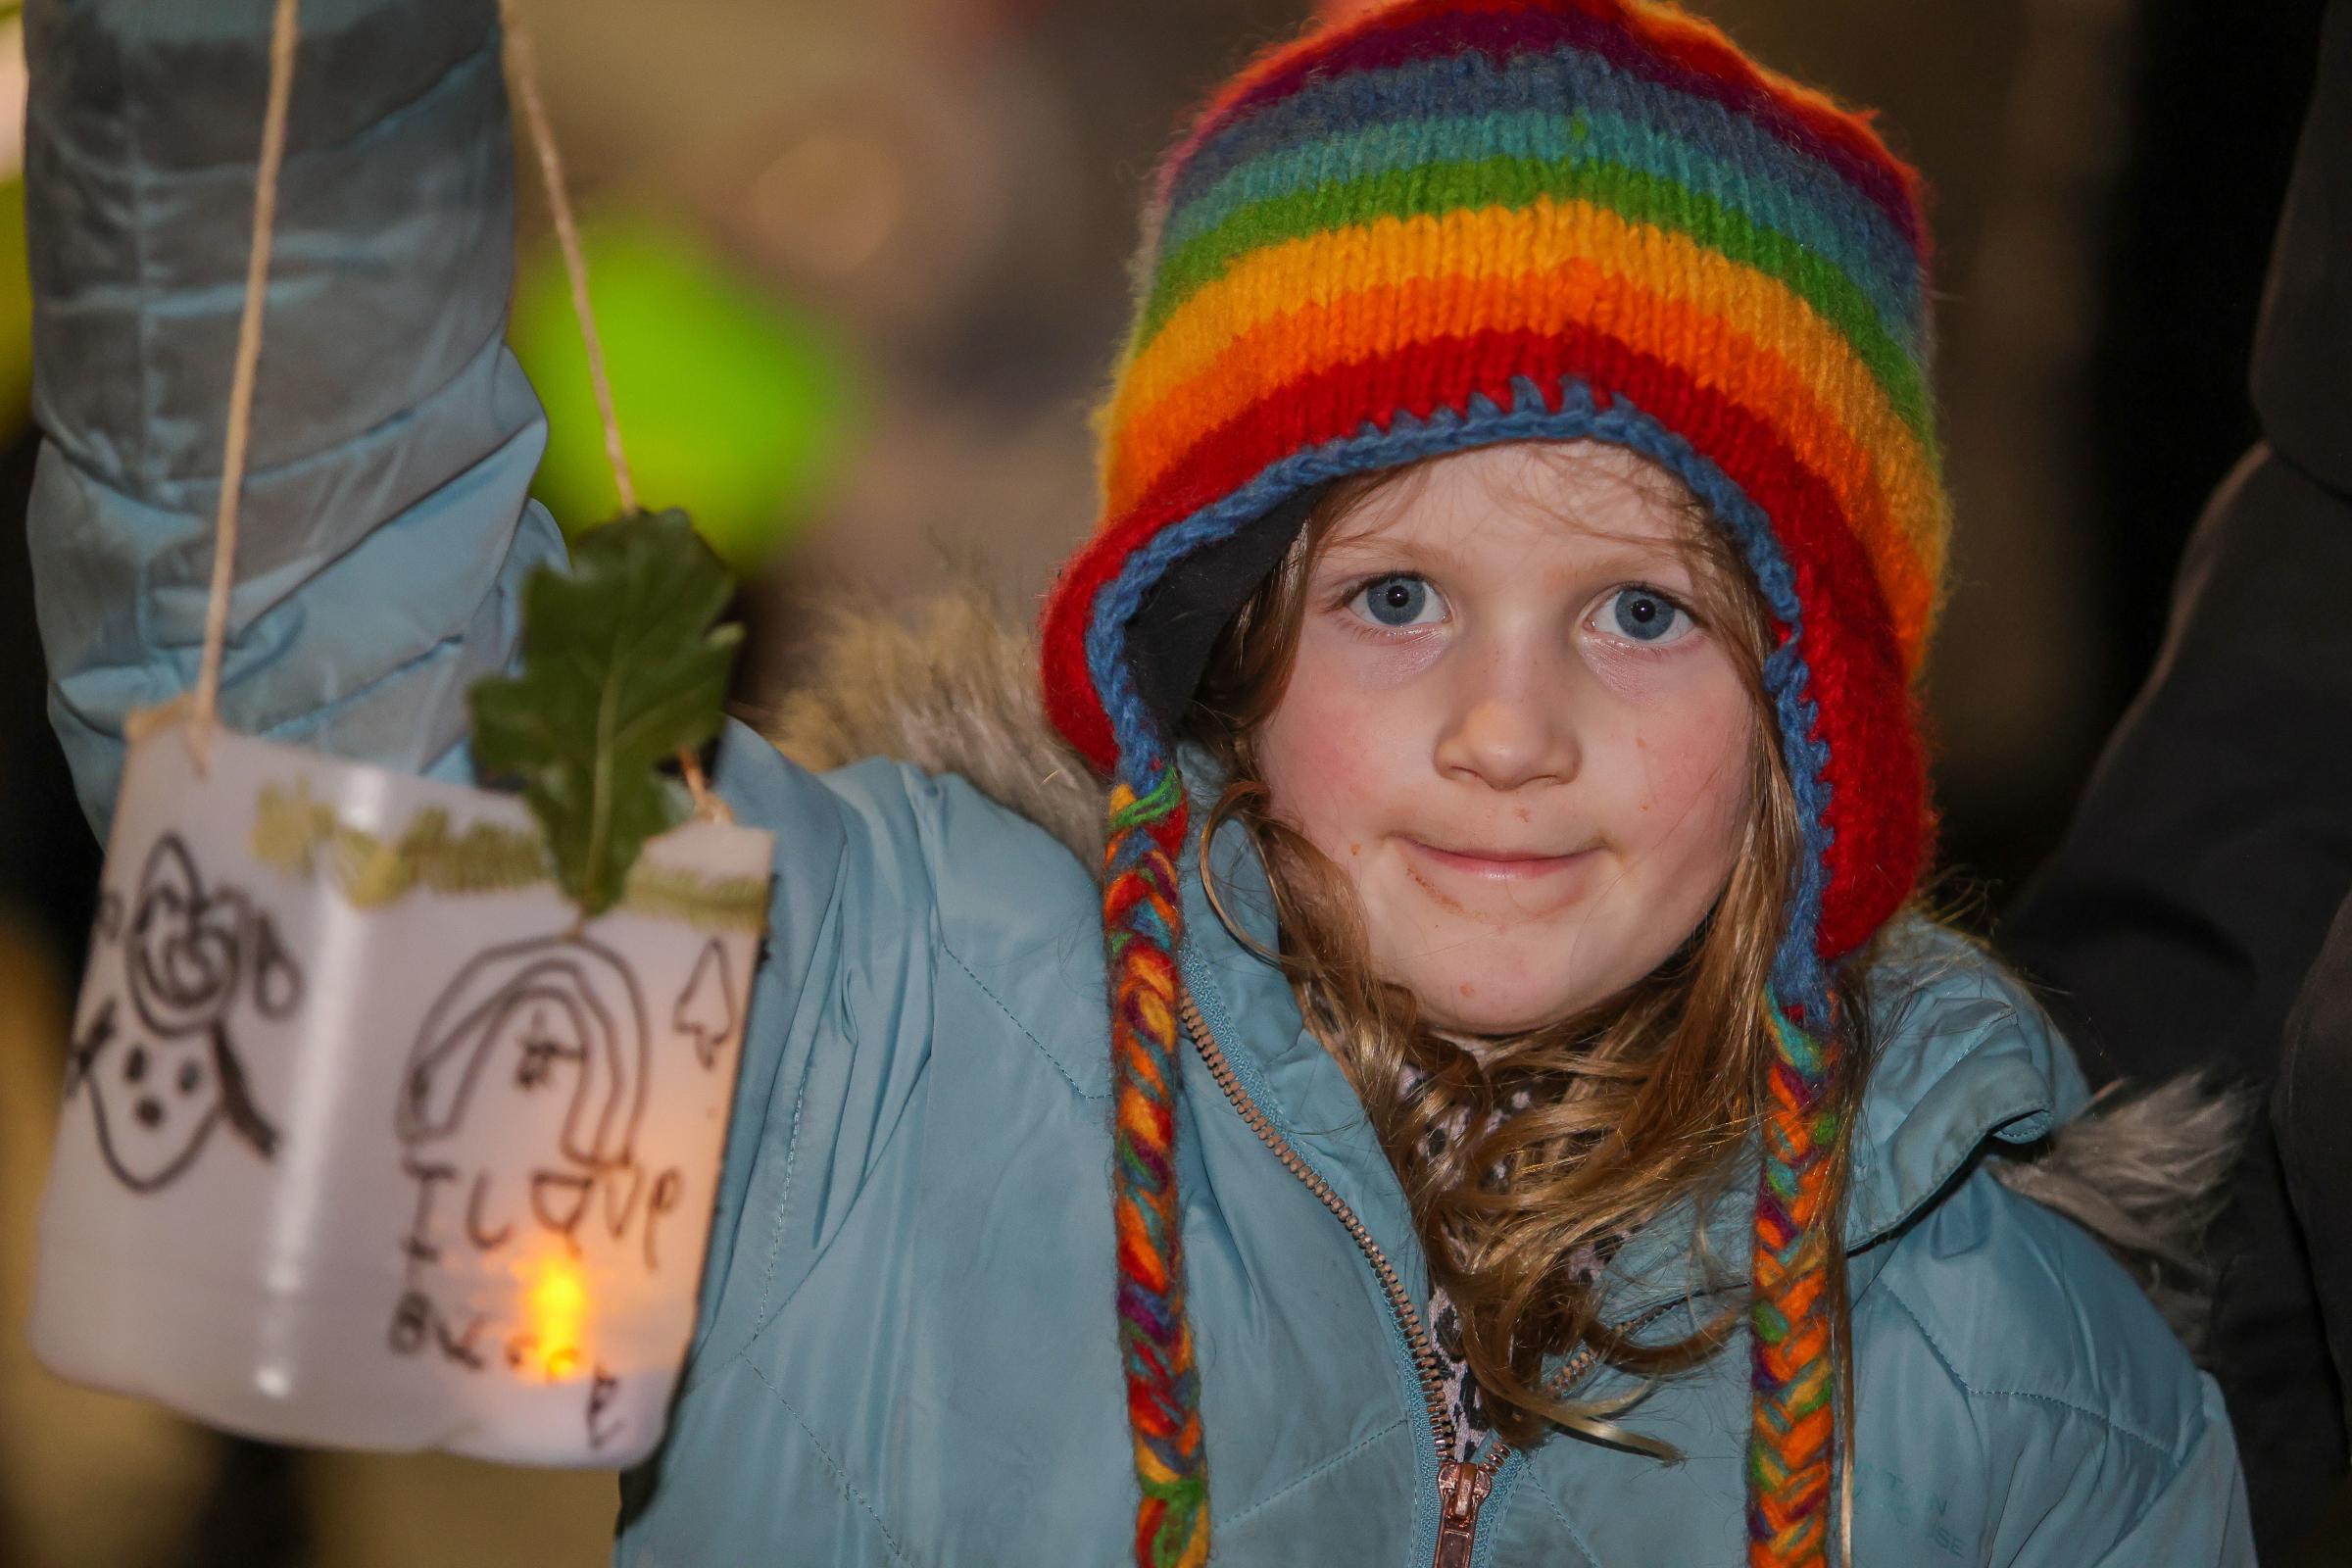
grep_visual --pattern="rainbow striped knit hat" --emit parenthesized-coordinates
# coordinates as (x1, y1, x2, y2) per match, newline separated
(1038, 2, 1947, 1564)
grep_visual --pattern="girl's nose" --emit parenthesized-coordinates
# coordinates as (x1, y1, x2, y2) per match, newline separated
(1432, 645, 1582, 792)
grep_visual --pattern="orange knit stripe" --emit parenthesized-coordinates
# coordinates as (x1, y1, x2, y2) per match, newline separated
(1102, 203, 1943, 660)
(1108, 309, 1928, 646)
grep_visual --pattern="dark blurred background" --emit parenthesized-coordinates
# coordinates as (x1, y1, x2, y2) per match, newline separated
(0, 0, 2341, 1562)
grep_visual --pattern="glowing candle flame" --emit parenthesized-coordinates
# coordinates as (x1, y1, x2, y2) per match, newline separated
(521, 1253, 590, 1381)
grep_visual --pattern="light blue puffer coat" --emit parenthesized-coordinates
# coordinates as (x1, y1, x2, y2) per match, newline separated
(24, 1, 2254, 1563)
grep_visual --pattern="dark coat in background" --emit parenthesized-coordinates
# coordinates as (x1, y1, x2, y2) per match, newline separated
(2002, 2, 2352, 1557)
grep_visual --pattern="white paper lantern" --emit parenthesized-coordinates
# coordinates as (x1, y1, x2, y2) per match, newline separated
(31, 715, 770, 1467)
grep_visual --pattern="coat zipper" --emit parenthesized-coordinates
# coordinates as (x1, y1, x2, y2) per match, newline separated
(1177, 988, 1674, 1567)
(1177, 990, 1459, 1458)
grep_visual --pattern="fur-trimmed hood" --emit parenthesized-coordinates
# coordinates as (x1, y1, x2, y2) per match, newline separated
(756, 590, 2251, 1351)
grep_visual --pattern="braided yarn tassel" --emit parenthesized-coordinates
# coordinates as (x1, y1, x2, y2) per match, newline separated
(1102, 762, 1210, 1568)
(1746, 994, 1841, 1567)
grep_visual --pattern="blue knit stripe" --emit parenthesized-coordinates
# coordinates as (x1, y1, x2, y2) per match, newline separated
(1159, 102, 1919, 349)
(1164, 43, 1918, 316)
(1080, 373, 1836, 1001)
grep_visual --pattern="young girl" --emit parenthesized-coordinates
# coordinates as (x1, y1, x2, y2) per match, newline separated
(24, 0, 2253, 1564)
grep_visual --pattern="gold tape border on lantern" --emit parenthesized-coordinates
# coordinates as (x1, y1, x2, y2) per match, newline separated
(249, 780, 768, 932)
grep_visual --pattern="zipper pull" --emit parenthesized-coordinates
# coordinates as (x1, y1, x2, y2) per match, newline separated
(1434, 1458, 1494, 1568)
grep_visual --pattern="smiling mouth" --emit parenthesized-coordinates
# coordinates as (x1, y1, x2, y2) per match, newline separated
(1402, 839, 1596, 881)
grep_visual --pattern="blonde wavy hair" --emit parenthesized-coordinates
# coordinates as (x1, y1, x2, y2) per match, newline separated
(1182, 446, 1877, 1453)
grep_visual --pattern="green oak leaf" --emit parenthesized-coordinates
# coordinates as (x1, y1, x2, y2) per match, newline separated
(468, 508, 741, 920)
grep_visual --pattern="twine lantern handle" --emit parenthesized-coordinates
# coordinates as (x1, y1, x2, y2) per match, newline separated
(179, 0, 301, 772)
(180, 0, 726, 824)
(497, 0, 728, 824)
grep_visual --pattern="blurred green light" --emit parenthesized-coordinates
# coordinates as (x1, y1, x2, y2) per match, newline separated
(510, 213, 861, 571)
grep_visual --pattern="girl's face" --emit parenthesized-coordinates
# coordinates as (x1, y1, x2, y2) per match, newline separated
(1256, 440, 1759, 1035)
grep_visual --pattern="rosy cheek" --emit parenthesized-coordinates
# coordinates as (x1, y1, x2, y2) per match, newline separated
(1279, 746, 1361, 840)
(1629, 694, 1753, 854)
(1264, 637, 1418, 846)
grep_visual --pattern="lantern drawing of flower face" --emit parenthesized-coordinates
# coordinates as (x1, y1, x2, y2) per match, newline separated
(396, 934, 650, 1256)
(67, 833, 303, 1192)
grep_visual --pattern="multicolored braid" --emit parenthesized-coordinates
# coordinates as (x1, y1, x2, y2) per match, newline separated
(1748, 995, 1842, 1568)
(1102, 762, 1208, 1568)
(1041, 3, 1948, 1562)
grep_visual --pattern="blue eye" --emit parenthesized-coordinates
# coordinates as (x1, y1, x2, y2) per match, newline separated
(1608, 586, 1690, 644)
(1351, 574, 1446, 628)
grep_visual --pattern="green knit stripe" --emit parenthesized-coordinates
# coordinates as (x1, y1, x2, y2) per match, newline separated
(1158, 105, 1921, 341)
